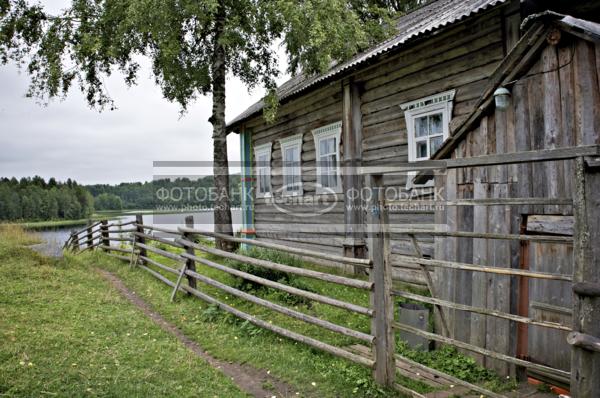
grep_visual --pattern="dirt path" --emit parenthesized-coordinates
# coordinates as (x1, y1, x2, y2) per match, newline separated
(96, 268, 299, 398)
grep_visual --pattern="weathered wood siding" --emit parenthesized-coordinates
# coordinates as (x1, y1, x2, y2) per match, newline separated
(242, 7, 510, 278)
(245, 82, 346, 259)
(359, 8, 508, 284)
(432, 33, 600, 375)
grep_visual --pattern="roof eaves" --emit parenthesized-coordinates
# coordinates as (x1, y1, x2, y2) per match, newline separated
(227, 0, 509, 131)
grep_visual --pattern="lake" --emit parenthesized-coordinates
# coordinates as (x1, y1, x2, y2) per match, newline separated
(31, 209, 243, 257)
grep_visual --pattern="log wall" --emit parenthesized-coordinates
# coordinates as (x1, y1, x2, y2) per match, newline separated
(242, 7, 511, 280)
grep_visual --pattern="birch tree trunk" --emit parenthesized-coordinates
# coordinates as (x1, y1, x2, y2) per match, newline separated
(210, 2, 235, 252)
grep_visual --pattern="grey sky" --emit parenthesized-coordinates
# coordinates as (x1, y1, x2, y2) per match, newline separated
(0, 1, 288, 185)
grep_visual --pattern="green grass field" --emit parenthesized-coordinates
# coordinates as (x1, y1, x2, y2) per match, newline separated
(78, 240, 515, 396)
(0, 226, 245, 397)
(0, 225, 516, 397)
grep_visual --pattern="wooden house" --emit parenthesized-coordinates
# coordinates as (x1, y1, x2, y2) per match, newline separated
(227, 0, 600, 387)
(229, 0, 525, 276)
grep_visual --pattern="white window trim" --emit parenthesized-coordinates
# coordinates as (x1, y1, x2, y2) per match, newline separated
(401, 90, 455, 189)
(279, 133, 303, 196)
(312, 121, 342, 194)
(254, 142, 272, 198)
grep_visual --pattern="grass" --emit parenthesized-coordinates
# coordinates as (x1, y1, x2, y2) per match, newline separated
(7, 208, 211, 229)
(81, 239, 517, 396)
(81, 244, 407, 397)
(16, 218, 101, 229)
(0, 224, 42, 246)
(1, 225, 518, 397)
(6, 209, 132, 229)
(0, 226, 246, 397)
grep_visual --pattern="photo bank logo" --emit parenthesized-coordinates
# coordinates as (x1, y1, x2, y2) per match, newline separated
(267, 183, 338, 218)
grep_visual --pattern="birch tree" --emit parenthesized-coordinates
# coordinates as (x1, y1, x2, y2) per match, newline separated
(0, 0, 396, 250)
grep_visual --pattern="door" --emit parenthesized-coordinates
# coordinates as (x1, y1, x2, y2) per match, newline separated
(519, 215, 573, 377)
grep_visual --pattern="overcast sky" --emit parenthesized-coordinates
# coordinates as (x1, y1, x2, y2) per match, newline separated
(0, 1, 288, 185)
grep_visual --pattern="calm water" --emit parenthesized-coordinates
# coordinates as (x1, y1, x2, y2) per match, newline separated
(31, 209, 242, 257)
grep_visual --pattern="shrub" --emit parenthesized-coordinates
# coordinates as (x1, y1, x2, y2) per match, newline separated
(228, 247, 315, 307)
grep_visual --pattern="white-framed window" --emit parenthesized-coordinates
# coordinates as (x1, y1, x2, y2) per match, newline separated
(312, 121, 342, 194)
(401, 90, 455, 187)
(279, 134, 303, 196)
(254, 142, 272, 198)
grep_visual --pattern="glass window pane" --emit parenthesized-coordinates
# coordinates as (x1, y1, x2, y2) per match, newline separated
(320, 139, 328, 156)
(416, 141, 428, 158)
(415, 116, 428, 137)
(327, 137, 336, 154)
(323, 173, 330, 188)
(283, 144, 301, 193)
(329, 168, 338, 188)
(430, 136, 443, 155)
(429, 113, 443, 135)
(260, 173, 267, 193)
(257, 153, 267, 166)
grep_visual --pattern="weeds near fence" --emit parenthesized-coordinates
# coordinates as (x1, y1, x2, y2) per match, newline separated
(396, 340, 516, 392)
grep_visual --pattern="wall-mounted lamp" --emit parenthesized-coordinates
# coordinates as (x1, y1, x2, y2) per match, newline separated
(493, 87, 511, 110)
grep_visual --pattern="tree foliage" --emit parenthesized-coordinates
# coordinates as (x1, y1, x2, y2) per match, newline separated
(93, 192, 122, 211)
(1, 0, 407, 247)
(0, 0, 398, 112)
(0, 176, 94, 221)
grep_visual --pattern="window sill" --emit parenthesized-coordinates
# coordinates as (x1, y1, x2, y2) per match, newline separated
(282, 191, 303, 197)
(316, 187, 342, 195)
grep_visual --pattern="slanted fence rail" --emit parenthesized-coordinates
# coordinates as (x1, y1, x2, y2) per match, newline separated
(64, 217, 378, 371)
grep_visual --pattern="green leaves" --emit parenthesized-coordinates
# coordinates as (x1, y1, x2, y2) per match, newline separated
(277, 0, 394, 76)
(0, 0, 397, 115)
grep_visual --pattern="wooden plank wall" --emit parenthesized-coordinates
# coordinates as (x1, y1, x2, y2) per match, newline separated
(245, 81, 346, 258)
(242, 8, 507, 279)
(357, 8, 506, 283)
(433, 33, 600, 375)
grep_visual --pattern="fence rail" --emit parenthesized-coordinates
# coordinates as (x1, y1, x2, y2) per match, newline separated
(67, 215, 378, 372)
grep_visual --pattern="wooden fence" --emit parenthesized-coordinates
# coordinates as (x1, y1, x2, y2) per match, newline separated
(62, 146, 600, 397)
(64, 216, 379, 369)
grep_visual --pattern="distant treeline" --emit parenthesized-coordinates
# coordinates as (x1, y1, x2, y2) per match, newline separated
(0, 175, 242, 222)
(0, 177, 94, 222)
(86, 175, 242, 210)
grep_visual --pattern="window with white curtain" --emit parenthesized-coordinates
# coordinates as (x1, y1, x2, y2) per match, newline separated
(254, 142, 272, 198)
(401, 90, 455, 188)
(279, 134, 303, 196)
(312, 122, 342, 194)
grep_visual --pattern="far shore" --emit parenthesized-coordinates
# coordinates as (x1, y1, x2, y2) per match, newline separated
(3, 207, 242, 229)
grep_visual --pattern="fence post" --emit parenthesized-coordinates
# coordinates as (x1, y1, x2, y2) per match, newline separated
(100, 220, 109, 251)
(135, 214, 146, 263)
(183, 215, 197, 291)
(571, 156, 600, 397)
(71, 231, 80, 252)
(366, 173, 395, 387)
(86, 220, 94, 248)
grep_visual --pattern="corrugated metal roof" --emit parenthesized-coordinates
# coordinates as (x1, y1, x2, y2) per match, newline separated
(228, 0, 509, 128)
